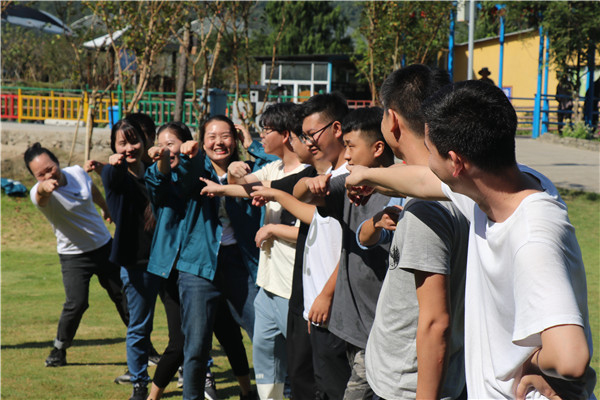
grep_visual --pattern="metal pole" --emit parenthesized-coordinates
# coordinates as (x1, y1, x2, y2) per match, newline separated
(498, 13, 505, 87)
(467, 0, 476, 80)
(542, 33, 550, 135)
(532, 23, 544, 138)
(584, 40, 595, 127)
(448, 4, 456, 81)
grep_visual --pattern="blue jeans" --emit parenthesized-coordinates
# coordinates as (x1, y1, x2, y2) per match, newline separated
(178, 245, 257, 400)
(253, 288, 289, 400)
(120, 266, 161, 385)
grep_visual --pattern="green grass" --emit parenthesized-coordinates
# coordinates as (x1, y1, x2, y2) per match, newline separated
(1, 192, 249, 399)
(1, 185, 598, 399)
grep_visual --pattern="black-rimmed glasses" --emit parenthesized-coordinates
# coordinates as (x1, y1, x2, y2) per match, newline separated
(299, 121, 334, 144)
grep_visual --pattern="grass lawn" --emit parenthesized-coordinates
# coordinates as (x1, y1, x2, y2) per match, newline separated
(1, 180, 598, 398)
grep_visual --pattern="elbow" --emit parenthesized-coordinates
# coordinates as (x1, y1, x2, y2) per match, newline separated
(418, 313, 451, 342)
(552, 351, 590, 380)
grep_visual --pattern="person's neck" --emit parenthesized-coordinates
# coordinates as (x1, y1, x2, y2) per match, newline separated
(281, 149, 301, 173)
(398, 136, 430, 166)
(312, 158, 332, 174)
(330, 150, 347, 171)
(211, 160, 228, 177)
(464, 166, 543, 223)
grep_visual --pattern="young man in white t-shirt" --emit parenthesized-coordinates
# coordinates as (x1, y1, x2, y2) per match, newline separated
(345, 80, 596, 399)
(24, 143, 128, 368)
(200, 103, 307, 400)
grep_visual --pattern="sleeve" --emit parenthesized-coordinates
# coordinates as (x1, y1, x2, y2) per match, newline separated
(175, 153, 206, 198)
(393, 200, 456, 275)
(316, 174, 347, 221)
(30, 183, 40, 206)
(250, 162, 274, 182)
(101, 162, 128, 192)
(144, 163, 171, 207)
(441, 182, 474, 222)
(512, 241, 584, 346)
(271, 167, 316, 193)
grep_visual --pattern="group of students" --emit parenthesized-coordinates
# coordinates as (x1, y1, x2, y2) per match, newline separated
(26, 63, 595, 400)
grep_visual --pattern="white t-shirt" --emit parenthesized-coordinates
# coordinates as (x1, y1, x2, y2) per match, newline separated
(302, 163, 348, 322)
(31, 165, 111, 255)
(441, 164, 596, 399)
(254, 160, 309, 299)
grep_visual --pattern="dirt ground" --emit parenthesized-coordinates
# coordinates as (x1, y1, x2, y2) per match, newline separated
(1, 122, 113, 183)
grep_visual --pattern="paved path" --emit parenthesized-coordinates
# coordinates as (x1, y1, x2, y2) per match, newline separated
(515, 137, 599, 193)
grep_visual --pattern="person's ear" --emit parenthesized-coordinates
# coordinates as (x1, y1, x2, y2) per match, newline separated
(332, 121, 343, 140)
(282, 130, 290, 144)
(448, 150, 466, 177)
(372, 140, 386, 158)
(389, 109, 403, 140)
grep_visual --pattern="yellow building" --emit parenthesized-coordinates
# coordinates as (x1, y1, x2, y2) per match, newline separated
(454, 29, 558, 114)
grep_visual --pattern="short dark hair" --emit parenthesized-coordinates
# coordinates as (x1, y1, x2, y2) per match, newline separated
(380, 64, 451, 136)
(297, 92, 349, 125)
(259, 102, 298, 134)
(128, 113, 157, 144)
(422, 80, 517, 173)
(110, 118, 146, 153)
(342, 107, 394, 164)
(24, 142, 60, 175)
(157, 121, 193, 143)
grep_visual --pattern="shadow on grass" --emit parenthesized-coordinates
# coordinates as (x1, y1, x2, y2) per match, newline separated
(1, 337, 125, 350)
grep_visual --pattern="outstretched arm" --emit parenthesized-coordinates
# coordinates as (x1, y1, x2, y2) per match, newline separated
(250, 186, 316, 225)
(345, 164, 447, 201)
(255, 224, 299, 247)
(292, 175, 331, 206)
(200, 178, 269, 199)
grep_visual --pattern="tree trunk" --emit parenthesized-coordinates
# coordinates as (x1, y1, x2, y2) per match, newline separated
(174, 22, 191, 122)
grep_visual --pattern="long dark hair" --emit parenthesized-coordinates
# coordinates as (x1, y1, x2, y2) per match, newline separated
(199, 115, 240, 163)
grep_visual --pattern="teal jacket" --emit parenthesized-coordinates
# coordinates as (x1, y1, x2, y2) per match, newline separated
(145, 153, 262, 281)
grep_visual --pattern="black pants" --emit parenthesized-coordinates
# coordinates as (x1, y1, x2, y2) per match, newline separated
(310, 326, 350, 400)
(286, 311, 318, 400)
(55, 240, 128, 349)
(152, 269, 250, 388)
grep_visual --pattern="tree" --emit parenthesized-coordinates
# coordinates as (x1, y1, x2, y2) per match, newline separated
(353, 2, 452, 103)
(254, 1, 352, 56)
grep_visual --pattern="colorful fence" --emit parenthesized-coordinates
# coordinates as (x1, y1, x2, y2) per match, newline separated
(1, 86, 596, 133)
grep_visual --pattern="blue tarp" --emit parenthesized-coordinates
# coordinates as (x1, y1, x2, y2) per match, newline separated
(1, 178, 28, 197)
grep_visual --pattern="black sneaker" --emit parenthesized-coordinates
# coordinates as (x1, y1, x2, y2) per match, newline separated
(45, 347, 66, 367)
(204, 371, 218, 400)
(240, 390, 258, 400)
(114, 369, 132, 385)
(129, 383, 148, 400)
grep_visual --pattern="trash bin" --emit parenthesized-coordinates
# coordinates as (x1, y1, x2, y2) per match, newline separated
(197, 88, 228, 116)
(109, 105, 121, 129)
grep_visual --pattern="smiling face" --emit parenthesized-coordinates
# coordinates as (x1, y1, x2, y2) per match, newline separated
(157, 129, 184, 169)
(301, 112, 337, 162)
(28, 153, 62, 183)
(202, 120, 236, 168)
(289, 131, 314, 165)
(115, 129, 144, 165)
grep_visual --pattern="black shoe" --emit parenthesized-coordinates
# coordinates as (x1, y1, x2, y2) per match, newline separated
(45, 347, 66, 367)
(204, 370, 218, 400)
(240, 390, 258, 400)
(114, 369, 132, 385)
(129, 383, 148, 400)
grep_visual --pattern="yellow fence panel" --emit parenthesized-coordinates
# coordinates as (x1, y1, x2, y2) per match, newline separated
(17, 94, 115, 124)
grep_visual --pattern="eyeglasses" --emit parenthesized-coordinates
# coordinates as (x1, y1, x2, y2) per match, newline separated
(299, 121, 334, 144)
